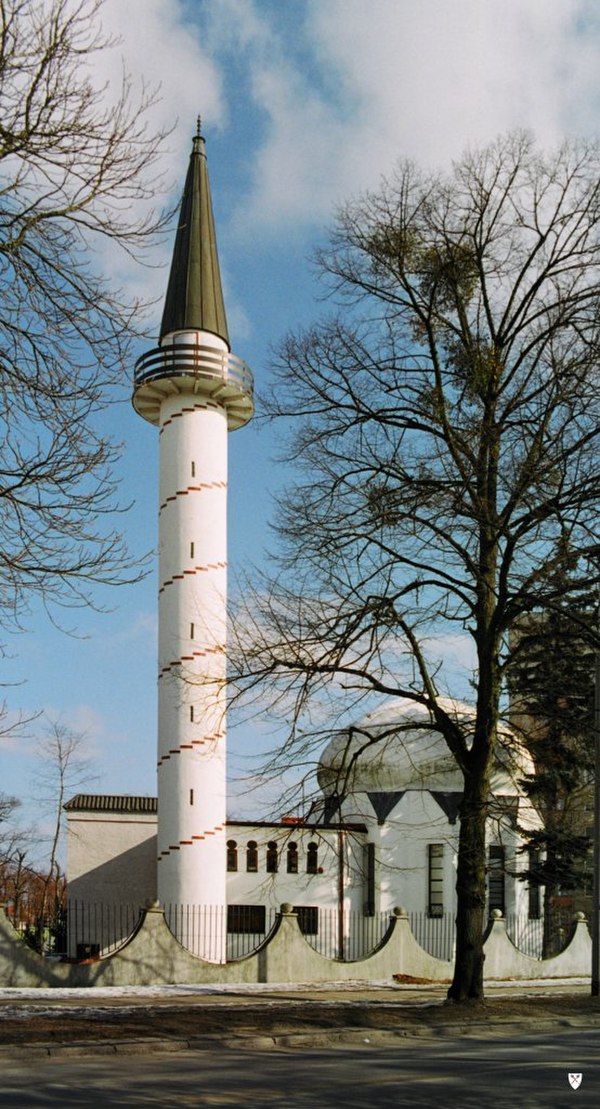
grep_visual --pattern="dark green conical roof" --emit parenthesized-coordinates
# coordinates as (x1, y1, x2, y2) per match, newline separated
(159, 127, 230, 347)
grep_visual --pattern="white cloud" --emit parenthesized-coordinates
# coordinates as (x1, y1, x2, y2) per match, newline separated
(213, 0, 600, 231)
(71, 0, 229, 315)
(46, 1, 600, 284)
(100, 0, 226, 154)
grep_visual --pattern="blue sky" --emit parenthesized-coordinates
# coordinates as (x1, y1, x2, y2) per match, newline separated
(4, 0, 600, 852)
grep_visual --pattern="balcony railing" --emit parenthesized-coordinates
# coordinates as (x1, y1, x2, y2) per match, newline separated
(134, 343, 253, 398)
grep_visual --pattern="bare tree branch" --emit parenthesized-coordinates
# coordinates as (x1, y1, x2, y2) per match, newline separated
(229, 132, 600, 1002)
(0, 0, 170, 626)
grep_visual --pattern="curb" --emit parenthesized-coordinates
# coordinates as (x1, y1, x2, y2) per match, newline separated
(2, 1016, 600, 1059)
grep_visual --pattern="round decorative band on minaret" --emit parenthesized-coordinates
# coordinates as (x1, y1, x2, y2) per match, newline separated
(133, 341, 254, 430)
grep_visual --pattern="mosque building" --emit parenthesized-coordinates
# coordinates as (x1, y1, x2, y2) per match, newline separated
(65, 128, 543, 962)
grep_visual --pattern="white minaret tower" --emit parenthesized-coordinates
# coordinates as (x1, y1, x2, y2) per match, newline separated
(133, 123, 253, 958)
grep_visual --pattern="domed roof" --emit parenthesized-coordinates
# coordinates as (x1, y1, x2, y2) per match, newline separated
(317, 698, 533, 797)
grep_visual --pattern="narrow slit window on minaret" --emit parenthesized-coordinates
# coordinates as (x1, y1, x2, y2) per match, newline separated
(190, 622, 195, 639)
(190, 541, 194, 559)
(189, 789, 194, 806)
(190, 705, 194, 722)
(191, 461, 195, 477)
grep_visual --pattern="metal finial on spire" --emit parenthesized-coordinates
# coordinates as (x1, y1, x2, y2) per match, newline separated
(192, 116, 204, 154)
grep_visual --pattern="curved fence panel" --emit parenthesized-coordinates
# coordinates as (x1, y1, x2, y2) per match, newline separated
(300, 909, 391, 961)
(164, 904, 278, 962)
(505, 910, 585, 959)
(67, 900, 141, 959)
(408, 911, 455, 961)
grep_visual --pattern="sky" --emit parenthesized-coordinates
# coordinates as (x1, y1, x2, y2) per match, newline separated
(3, 0, 600, 856)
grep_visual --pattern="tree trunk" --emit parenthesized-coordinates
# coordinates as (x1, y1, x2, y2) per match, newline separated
(447, 773, 489, 1002)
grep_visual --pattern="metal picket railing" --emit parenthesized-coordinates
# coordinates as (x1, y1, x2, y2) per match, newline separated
(63, 900, 587, 964)
(299, 908, 391, 961)
(66, 900, 140, 959)
(409, 911, 456, 961)
(505, 910, 580, 959)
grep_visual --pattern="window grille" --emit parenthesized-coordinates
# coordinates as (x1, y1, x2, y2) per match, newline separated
(428, 843, 444, 917)
(294, 905, 318, 935)
(227, 904, 266, 934)
(488, 845, 506, 914)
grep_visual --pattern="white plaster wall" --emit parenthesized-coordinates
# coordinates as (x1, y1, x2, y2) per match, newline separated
(373, 793, 458, 914)
(337, 790, 459, 914)
(336, 788, 537, 919)
(224, 826, 367, 912)
(156, 341, 229, 918)
(67, 813, 157, 905)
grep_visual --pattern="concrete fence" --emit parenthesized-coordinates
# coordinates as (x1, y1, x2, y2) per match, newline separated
(0, 901, 591, 989)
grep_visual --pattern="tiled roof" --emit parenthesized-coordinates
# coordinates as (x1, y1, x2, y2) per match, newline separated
(64, 794, 158, 814)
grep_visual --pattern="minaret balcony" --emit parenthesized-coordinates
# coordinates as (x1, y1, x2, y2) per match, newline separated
(133, 342, 254, 429)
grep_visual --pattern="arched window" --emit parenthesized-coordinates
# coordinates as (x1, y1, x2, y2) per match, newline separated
(246, 840, 258, 872)
(226, 840, 238, 872)
(307, 842, 319, 874)
(286, 842, 298, 874)
(266, 842, 278, 873)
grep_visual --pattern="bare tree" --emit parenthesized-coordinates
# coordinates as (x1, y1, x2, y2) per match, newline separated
(0, 793, 34, 930)
(32, 719, 96, 950)
(230, 133, 600, 1001)
(0, 0, 169, 627)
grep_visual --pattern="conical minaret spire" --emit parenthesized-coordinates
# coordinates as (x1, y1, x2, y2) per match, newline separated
(132, 125, 253, 961)
(159, 119, 229, 347)
(132, 124, 252, 430)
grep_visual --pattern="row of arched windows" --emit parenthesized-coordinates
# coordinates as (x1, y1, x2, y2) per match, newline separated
(227, 839, 320, 875)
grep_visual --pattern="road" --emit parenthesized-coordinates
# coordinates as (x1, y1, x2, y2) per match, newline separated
(1, 1029, 598, 1108)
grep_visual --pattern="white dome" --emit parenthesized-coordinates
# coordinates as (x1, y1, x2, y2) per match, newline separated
(317, 698, 532, 797)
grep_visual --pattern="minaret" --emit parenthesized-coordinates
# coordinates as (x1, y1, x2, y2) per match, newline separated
(133, 122, 253, 959)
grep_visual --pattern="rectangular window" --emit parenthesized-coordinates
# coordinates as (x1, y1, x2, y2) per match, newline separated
(488, 845, 505, 914)
(428, 843, 444, 917)
(528, 848, 541, 920)
(227, 904, 266, 934)
(294, 906, 319, 936)
(364, 843, 376, 916)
